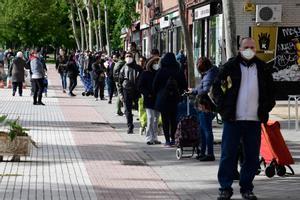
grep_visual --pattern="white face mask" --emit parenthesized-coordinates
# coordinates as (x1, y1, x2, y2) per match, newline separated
(152, 64, 160, 71)
(125, 57, 133, 64)
(241, 48, 255, 60)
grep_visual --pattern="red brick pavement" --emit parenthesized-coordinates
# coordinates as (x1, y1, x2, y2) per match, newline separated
(48, 65, 179, 199)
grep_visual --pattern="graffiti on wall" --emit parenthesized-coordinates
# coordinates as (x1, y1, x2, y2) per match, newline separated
(274, 27, 300, 81)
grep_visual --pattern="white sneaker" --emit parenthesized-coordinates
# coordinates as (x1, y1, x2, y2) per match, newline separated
(95, 98, 99, 101)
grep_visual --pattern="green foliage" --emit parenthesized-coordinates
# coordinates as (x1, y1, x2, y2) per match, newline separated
(0, 0, 74, 48)
(0, 115, 29, 141)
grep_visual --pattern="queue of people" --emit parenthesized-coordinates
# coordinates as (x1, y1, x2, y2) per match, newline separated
(0, 37, 276, 200)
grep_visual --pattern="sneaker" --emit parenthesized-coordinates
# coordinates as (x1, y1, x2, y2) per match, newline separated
(199, 155, 215, 161)
(170, 140, 175, 146)
(164, 141, 172, 147)
(12, 91, 15, 96)
(146, 141, 154, 145)
(217, 190, 233, 200)
(127, 128, 134, 134)
(95, 98, 99, 101)
(63, 89, 66, 93)
(37, 102, 45, 106)
(116, 112, 124, 116)
(241, 191, 257, 200)
(108, 100, 112, 104)
(153, 140, 161, 144)
(196, 154, 206, 160)
(101, 97, 107, 100)
(33, 102, 38, 105)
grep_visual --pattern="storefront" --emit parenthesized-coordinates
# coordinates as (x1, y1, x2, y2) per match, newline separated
(192, 1, 223, 79)
(159, 11, 184, 55)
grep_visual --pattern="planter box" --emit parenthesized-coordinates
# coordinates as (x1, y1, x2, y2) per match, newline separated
(0, 132, 31, 156)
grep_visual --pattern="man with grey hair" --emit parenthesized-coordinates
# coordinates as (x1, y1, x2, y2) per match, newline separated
(9, 51, 26, 96)
(212, 37, 276, 200)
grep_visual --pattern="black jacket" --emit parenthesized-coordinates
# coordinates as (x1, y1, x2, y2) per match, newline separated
(118, 62, 143, 97)
(153, 64, 187, 113)
(211, 55, 276, 123)
(92, 61, 106, 82)
(138, 70, 157, 109)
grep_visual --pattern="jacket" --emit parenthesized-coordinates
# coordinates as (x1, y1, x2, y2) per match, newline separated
(138, 70, 157, 109)
(113, 60, 125, 82)
(30, 57, 45, 79)
(153, 64, 187, 113)
(67, 59, 79, 78)
(56, 55, 68, 73)
(192, 66, 219, 95)
(211, 55, 276, 123)
(9, 57, 26, 82)
(118, 62, 143, 97)
(92, 61, 106, 81)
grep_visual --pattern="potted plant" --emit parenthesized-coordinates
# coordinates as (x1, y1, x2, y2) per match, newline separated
(0, 115, 37, 161)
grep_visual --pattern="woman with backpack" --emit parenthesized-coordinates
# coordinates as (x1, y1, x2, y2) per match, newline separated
(153, 53, 187, 147)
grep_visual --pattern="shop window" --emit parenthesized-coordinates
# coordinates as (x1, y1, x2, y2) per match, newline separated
(208, 14, 223, 66)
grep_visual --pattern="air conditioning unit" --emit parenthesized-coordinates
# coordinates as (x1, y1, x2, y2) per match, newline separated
(256, 5, 282, 23)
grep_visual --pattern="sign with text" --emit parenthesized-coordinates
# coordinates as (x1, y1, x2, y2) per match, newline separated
(194, 4, 210, 20)
(274, 27, 300, 81)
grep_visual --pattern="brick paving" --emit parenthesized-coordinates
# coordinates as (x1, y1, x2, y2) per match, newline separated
(0, 64, 299, 200)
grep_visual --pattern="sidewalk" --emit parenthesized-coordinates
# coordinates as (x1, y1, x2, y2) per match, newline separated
(0, 64, 299, 200)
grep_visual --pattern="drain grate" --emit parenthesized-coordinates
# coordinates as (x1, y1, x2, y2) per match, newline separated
(120, 160, 148, 166)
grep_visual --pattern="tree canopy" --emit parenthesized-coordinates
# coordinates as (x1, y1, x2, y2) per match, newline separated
(0, 0, 139, 50)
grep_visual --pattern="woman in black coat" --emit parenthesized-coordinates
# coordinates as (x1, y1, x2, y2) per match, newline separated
(67, 53, 79, 96)
(138, 56, 161, 145)
(153, 52, 187, 147)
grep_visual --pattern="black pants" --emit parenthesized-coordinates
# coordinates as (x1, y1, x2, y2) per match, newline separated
(123, 90, 138, 129)
(32, 78, 44, 103)
(69, 76, 77, 93)
(94, 80, 105, 99)
(107, 78, 115, 101)
(161, 109, 177, 143)
(12, 82, 23, 96)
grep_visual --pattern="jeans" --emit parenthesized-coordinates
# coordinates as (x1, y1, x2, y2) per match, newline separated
(115, 84, 123, 114)
(60, 72, 67, 90)
(12, 82, 23, 96)
(218, 121, 261, 193)
(32, 78, 45, 103)
(199, 112, 215, 156)
(123, 90, 135, 129)
(161, 109, 177, 143)
(94, 80, 105, 99)
(145, 108, 160, 142)
(69, 76, 77, 93)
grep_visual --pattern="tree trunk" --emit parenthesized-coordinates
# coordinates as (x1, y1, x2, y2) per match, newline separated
(222, 0, 237, 59)
(75, 0, 85, 50)
(92, 5, 100, 51)
(84, 0, 93, 51)
(69, 0, 81, 50)
(104, 0, 111, 56)
(80, 9, 89, 50)
(97, 0, 103, 50)
(177, 0, 195, 87)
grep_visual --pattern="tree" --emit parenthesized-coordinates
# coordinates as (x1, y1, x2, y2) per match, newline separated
(177, 0, 195, 87)
(222, 0, 237, 59)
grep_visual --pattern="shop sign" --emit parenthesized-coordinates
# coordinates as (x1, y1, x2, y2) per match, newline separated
(140, 24, 149, 30)
(194, 4, 210, 20)
(160, 16, 171, 29)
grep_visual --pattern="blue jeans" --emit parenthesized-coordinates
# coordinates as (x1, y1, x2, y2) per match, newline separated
(60, 72, 67, 90)
(218, 121, 261, 193)
(199, 111, 215, 156)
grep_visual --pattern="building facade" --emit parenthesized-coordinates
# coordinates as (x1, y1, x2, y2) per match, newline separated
(126, 0, 300, 97)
